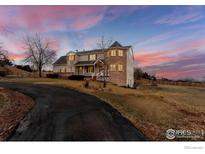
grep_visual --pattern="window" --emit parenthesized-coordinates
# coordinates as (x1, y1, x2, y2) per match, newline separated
(69, 55, 75, 61)
(118, 50, 123, 56)
(118, 64, 123, 71)
(110, 64, 116, 71)
(89, 54, 96, 61)
(88, 66, 94, 73)
(110, 50, 116, 56)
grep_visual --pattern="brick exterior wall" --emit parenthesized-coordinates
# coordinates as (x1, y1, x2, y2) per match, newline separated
(106, 48, 127, 86)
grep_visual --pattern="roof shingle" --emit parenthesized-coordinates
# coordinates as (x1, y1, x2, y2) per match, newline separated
(53, 56, 67, 65)
(74, 61, 96, 66)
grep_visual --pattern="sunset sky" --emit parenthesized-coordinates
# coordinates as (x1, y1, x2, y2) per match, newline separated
(0, 6, 205, 80)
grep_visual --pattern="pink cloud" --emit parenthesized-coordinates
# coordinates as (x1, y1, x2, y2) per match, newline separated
(134, 50, 177, 67)
(156, 68, 205, 80)
(134, 51, 172, 60)
(134, 37, 205, 68)
(136, 56, 176, 67)
(8, 52, 26, 61)
(0, 6, 144, 33)
(0, 6, 107, 32)
(71, 14, 104, 31)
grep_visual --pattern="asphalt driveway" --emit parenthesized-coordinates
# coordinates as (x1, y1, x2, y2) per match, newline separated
(0, 82, 146, 141)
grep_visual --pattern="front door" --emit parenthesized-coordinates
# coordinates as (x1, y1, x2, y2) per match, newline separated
(78, 66, 83, 75)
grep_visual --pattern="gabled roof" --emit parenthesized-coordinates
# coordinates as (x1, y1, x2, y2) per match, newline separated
(53, 56, 67, 65)
(75, 41, 131, 55)
(76, 49, 103, 55)
(110, 41, 123, 48)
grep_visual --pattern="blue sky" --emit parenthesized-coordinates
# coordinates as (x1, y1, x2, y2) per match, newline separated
(0, 6, 205, 80)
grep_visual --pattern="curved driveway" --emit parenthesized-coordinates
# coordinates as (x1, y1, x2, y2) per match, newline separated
(0, 82, 145, 141)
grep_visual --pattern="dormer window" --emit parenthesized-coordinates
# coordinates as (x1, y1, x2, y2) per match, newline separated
(68, 52, 75, 61)
(68, 55, 75, 61)
(110, 50, 116, 56)
(89, 54, 96, 61)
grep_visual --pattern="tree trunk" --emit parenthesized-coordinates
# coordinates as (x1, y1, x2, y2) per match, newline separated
(103, 78, 106, 88)
(39, 67, 42, 78)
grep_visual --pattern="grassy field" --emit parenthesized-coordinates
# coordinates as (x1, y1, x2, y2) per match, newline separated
(1, 78, 205, 140)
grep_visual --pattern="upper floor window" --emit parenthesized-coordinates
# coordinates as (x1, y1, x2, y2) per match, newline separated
(69, 55, 75, 61)
(118, 64, 123, 71)
(118, 50, 123, 56)
(110, 64, 116, 71)
(110, 50, 116, 56)
(89, 54, 96, 61)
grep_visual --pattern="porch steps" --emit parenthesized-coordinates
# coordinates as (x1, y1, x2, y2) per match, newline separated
(96, 71, 110, 81)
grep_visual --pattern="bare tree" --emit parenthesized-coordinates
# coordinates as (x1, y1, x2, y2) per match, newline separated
(0, 43, 13, 66)
(23, 33, 56, 77)
(0, 43, 8, 58)
(97, 36, 113, 88)
(134, 67, 143, 80)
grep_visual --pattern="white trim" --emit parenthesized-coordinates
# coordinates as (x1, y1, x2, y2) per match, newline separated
(94, 58, 104, 65)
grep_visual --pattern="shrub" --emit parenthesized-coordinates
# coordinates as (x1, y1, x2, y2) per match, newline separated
(133, 81, 139, 88)
(83, 80, 89, 88)
(68, 75, 85, 80)
(0, 71, 6, 77)
(46, 73, 59, 78)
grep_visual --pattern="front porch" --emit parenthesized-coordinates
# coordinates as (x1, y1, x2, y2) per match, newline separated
(76, 65, 96, 76)
(74, 59, 109, 80)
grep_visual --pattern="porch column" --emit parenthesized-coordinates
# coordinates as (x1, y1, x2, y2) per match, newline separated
(78, 67, 79, 75)
(94, 64, 95, 75)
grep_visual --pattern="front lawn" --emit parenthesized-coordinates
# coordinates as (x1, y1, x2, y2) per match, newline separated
(1, 78, 205, 140)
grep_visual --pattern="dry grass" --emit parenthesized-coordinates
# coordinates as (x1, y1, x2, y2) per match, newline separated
(0, 88, 34, 140)
(0, 93, 6, 112)
(1, 78, 205, 140)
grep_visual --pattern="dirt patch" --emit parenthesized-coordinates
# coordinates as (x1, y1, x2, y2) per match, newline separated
(0, 88, 34, 141)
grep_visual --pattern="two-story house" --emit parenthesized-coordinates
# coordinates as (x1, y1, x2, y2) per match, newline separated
(53, 41, 134, 87)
